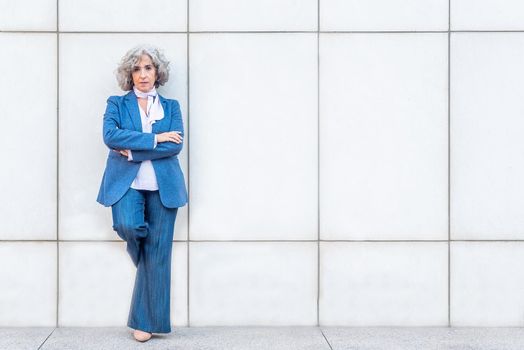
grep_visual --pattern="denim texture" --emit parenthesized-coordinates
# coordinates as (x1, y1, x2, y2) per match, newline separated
(111, 187, 178, 333)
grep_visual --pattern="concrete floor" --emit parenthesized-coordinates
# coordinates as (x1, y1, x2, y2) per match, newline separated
(3, 326, 524, 350)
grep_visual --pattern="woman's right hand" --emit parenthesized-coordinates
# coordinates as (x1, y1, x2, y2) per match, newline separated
(157, 131, 183, 144)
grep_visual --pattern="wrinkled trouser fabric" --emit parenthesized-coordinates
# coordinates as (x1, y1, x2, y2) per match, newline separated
(111, 187, 178, 333)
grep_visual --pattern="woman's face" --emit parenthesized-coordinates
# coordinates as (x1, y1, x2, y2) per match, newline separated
(132, 54, 157, 93)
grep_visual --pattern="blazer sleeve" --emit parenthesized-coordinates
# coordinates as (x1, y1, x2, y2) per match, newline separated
(102, 96, 156, 151)
(127, 99, 184, 162)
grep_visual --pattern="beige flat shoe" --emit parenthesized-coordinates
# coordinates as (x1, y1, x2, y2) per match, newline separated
(133, 329, 152, 342)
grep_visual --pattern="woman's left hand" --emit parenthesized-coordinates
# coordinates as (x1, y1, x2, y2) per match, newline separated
(113, 149, 129, 157)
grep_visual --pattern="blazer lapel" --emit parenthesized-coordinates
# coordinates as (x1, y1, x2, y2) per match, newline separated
(123, 90, 142, 132)
(152, 94, 170, 133)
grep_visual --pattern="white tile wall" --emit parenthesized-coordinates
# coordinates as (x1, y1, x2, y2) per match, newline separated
(189, 33, 318, 240)
(320, 33, 448, 241)
(451, 33, 524, 240)
(59, 0, 186, 32)
(59, 242, 134, 326)
(452, 0, 524, 30)
(190, 0, 317, 31)
(4, 0, 524, 329)
(171, 242, 189, 327)
(320, 242, 448, 326)
(0, 33, 57, 240)
(189, 242, 317, 325)
(321, 0, 448, 31)
(451, 242, 524, 326)
(0, 242, 56, 326)
(59, 242, 188, 326)
(0, 0, 56, 31)
(59, 34, 188, 241)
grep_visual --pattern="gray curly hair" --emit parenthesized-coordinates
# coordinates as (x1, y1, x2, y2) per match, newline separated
(116, 45, 170, 91)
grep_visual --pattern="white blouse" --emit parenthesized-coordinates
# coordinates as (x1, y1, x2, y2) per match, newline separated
(127, 98, 161, 191)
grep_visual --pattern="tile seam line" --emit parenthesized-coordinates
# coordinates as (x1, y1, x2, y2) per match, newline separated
(319, 327, 334, 350)
(316, 0, 321, 328)
(448, 0, 451, 327)
(37, 327, 57, 350)
(5, 239, 524, 242)
(56, 0, 60, 329)
(186, 0, 190, 328)
(4, 30, 524, 34)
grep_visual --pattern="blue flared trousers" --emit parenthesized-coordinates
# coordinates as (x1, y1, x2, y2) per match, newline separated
(111, 187, 178, 333)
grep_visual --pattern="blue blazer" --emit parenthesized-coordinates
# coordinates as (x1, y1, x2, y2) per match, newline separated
(96, 90, 188, 208)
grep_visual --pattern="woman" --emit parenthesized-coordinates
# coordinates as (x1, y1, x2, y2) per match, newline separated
(96, 45, 187, 342)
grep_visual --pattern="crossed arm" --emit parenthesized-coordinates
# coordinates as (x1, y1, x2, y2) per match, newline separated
(103, 97, 156, 151)
(126, 131, 183, 162)
(103, 97, 185, 162)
